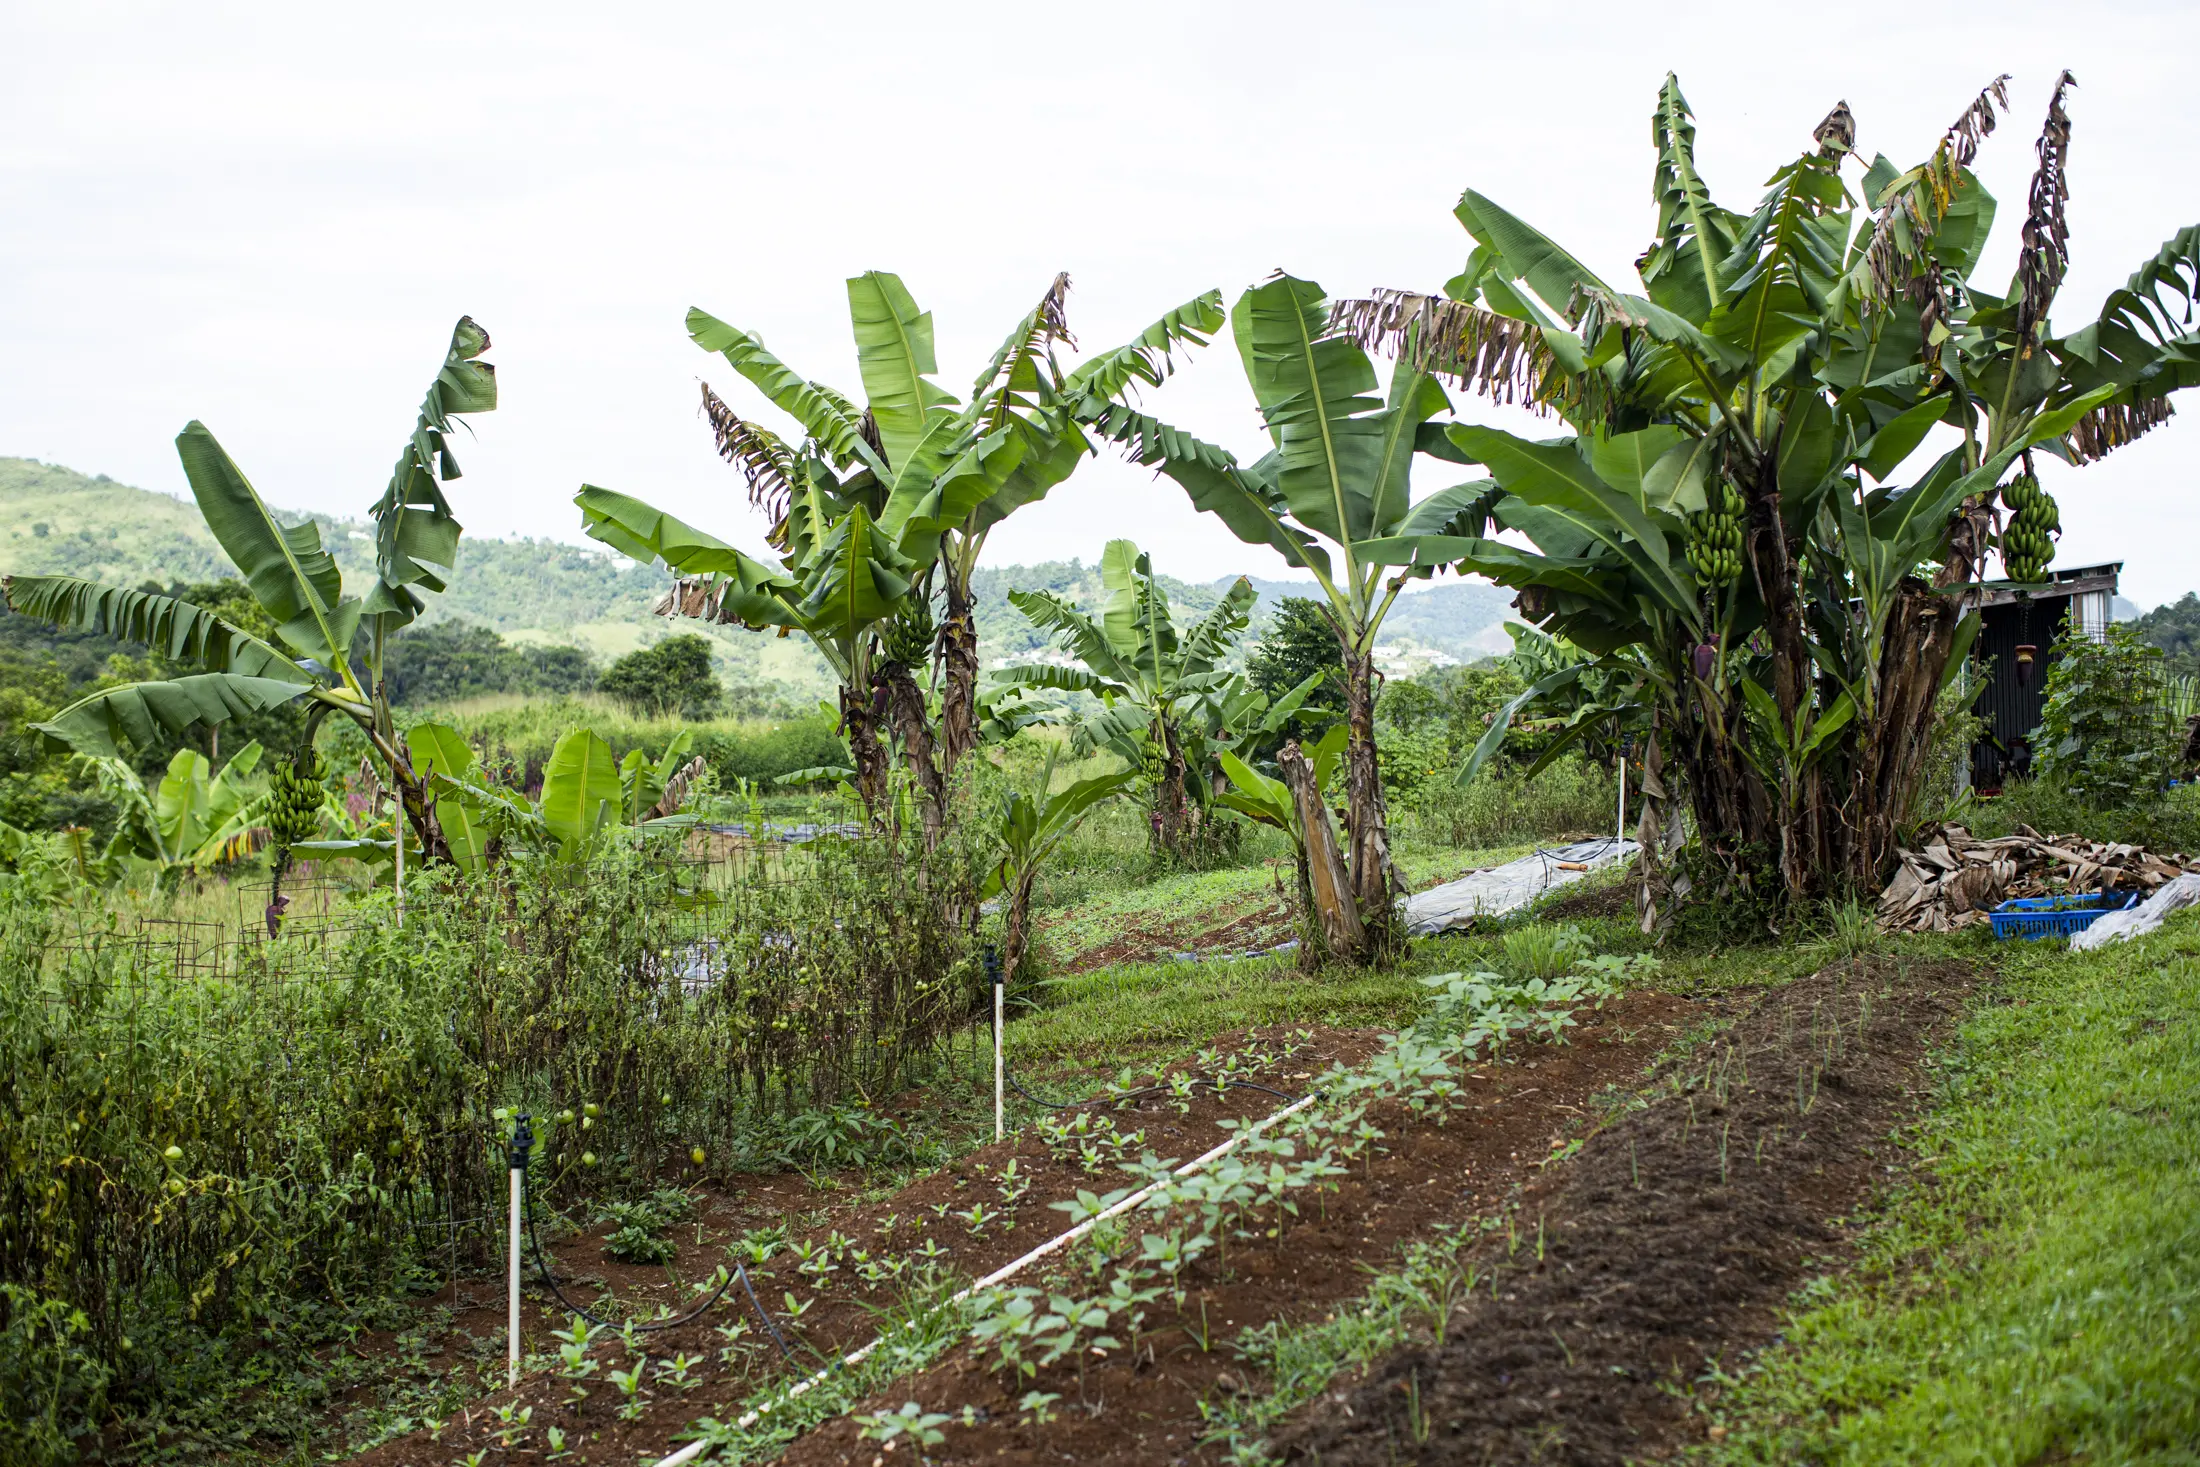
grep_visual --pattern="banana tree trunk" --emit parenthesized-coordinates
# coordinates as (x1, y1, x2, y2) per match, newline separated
(1153, 716, 1193, 860)
(1341, 649, 1401, 956)
(1278, 739, 1365, 963)
(939, 574, 980, 780)
(1003, 868, 1038, 989)
(882, 663, 947, 845)
(839, 684, 891, 822)
(1846, 580, 1963, 889)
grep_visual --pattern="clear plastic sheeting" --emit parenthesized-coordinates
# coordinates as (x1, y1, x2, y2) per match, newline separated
(1401, 838, 1637, 935)
(2070, 871, 2200, 950)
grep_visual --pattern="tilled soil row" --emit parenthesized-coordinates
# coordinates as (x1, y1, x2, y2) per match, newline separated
(1276, 956, 1974, 1466)
(773, 989, 1698, 1467)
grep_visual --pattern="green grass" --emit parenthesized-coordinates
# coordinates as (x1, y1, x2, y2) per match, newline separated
(1703, 913, 2200, 1464)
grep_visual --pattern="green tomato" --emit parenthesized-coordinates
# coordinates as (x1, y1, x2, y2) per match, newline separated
(163, 1145, 183, 1162)
(582, 1151, 598, 1167)
(690, 1146, 707, 1166)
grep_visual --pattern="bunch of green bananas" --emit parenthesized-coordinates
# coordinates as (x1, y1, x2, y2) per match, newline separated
(268, 747, 328, 849)
(2000, 473, 2061, 582)
(1687, 484, 1746, 585)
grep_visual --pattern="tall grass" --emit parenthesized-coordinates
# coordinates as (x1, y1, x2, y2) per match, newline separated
(1394, 758, 1620, 851)
(1961, 776, 2200, 853)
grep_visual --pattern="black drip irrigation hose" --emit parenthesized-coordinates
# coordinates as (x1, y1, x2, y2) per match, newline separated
(506, 1119, 795, 1362)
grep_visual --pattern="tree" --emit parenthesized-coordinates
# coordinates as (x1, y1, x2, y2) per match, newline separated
(1245, 595, 1346, 744)
(598, 634, 720, 718)
(1343, 73, 2197, 912)
(2127, 593, 2200, 678)
(2, 318, 499, 881)
(1084, 273, 1496, 962)
(993, 540, 1320, 859)
(576, 274, 1223, 830)
(75, 741, 276, 883)
(382, 619, 595, 706)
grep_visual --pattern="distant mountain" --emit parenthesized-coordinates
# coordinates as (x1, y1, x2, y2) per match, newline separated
(3, 456, 1522, 692)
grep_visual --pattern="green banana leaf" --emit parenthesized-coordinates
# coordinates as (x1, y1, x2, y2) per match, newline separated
(0, 578, 311, 683)
(34, 673, 315, 758)
(540, 729, 622, 859)
(686, 308, 884, 476)
(1232, 273, 1388, 549)
(405, 723, 488, 872)
(174, 421, 362, 665)
(846, 271, 959, 474)
(364, 316, 497, 635)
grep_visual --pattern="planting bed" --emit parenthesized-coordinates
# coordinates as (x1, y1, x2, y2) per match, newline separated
(1275, 956, 1972, 1466)
(769, 986, 1694, 1466)
(345, 1026, 1370, 1466)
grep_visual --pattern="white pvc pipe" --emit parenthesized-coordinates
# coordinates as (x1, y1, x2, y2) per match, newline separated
(508, 1166, 523, 1386)
(645, 1089, 1317, 1467)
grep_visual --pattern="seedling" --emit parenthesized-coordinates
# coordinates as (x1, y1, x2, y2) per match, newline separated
(608, 1359, 648, 1421)
(1018, 1389, 1062, 1425)
(491, 1401, 532, 1448)
(854, 1401, 952, 1448)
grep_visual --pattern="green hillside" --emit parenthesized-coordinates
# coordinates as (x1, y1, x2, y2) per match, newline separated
(2, 456, 1518, 690)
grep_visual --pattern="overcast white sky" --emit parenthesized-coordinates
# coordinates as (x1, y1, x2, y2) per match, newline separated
(4, 1, 2196, 608)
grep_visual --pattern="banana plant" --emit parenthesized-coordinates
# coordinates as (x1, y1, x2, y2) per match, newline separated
(982, 749, 1137, 985)
(418, 727, 704, 870)
(1083, 274, 1492, 961)
(991, 541, 1253, 856)
(1327, 73, 2198, 908)
(2, 318, 497, 871)
(575, 274, 1222, 828)
(994, 543, 1325, 857)
(1213, 727, 1359, 960)
(72, 741, 275, 882)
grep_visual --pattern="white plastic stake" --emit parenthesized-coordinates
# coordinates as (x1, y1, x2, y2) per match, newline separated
(507, 1168, 522, 1384)
(1617, 749, 1628, 844)
(507, 1113, 532, 1387)
(992, 977, 1005, 1143)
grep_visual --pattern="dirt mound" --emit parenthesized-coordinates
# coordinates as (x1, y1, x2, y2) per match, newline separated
(1274, 957, 1971, 1466)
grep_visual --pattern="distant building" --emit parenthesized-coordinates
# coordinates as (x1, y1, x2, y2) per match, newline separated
(1963, 562, 2119, 791)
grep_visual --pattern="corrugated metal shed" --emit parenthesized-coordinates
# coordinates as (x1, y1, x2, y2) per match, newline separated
(1966, 563, 2120, 788)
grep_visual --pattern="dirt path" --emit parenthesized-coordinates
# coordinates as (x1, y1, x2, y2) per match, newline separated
(1275, 956, 1974, 1466)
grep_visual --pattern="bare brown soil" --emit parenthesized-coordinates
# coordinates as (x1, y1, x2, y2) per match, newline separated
(773, 991, 1698, 1467)
(1274, 956, 1973, 1466)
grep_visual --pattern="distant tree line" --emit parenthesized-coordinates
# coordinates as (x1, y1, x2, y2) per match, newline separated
(2127, 593, 2200, 679)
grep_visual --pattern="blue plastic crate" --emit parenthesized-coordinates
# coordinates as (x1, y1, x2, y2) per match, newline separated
(1988, 891, 2140, 941)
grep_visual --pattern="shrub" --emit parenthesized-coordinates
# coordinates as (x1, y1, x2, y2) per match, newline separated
(0, 816, 978, 1442)
(2035, 626, 2183, 807)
